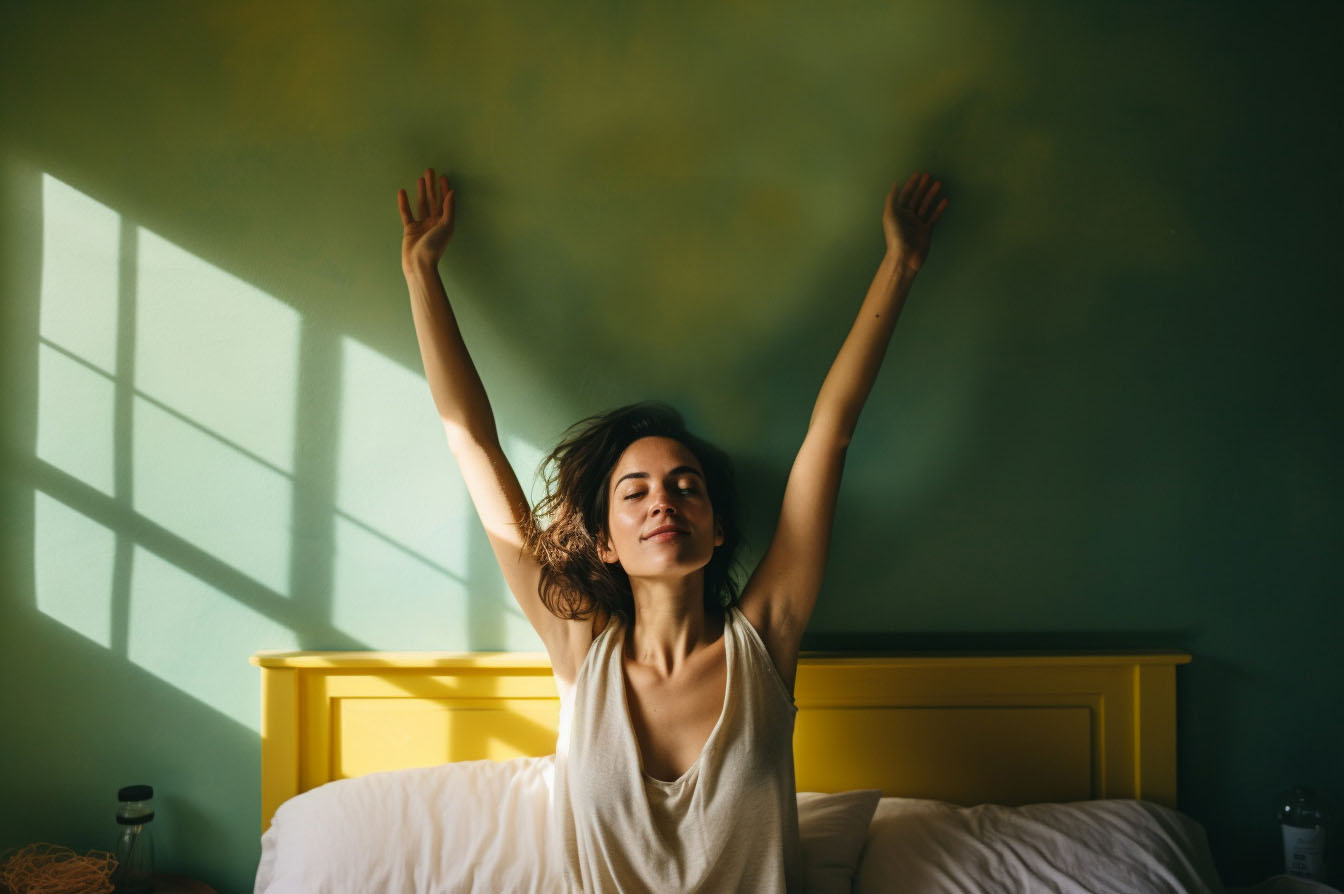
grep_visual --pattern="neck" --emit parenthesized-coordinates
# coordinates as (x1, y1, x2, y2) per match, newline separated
(626, 572, 722, 678)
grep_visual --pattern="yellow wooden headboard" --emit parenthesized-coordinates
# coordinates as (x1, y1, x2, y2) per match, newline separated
(250, 651, 1190, 832)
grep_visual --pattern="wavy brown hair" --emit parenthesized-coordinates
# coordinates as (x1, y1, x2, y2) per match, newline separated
(522, 402, 743, 627)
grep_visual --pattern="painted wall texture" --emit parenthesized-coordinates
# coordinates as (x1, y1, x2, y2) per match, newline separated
(2, 2, 1339, 890)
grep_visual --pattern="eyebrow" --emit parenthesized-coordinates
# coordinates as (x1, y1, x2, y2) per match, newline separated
(613, 466, 704, 488)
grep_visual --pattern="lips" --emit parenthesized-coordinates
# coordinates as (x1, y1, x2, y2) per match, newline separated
(642, 524, 689, 541)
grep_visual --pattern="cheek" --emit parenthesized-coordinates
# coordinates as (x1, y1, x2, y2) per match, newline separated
(607, 501, 637, 540)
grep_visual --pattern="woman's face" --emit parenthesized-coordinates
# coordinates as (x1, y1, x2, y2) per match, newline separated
(597, 436, 723, 580)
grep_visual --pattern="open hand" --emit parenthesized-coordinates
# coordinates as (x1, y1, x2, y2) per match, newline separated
(883, 172, 948, 274)
(398, 168, 455, 273)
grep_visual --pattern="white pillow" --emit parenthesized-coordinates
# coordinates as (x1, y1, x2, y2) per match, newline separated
(255, 756, 560, 894)
(797, 789, 883, 894)
(255, 760, 880, 894)
(853, 797, 1225, 894)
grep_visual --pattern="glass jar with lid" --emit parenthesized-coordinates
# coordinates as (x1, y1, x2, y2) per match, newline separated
(113, 784, 155, 893)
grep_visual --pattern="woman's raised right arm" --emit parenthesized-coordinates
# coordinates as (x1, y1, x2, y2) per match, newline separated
(398, 169, 588, 673)
(398, 170, 501, 457)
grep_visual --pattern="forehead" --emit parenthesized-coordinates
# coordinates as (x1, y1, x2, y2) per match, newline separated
(611, 436, 703, 478)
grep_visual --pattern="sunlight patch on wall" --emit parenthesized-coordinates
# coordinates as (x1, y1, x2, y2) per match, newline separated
(329, 516, 468, 647)
(330, 338, 556, 648)
(32, 171, 553, 714)
(132, 396, 294, 594)
(35, 171, 301, 714)
(135, 228, 301, 473)
(33, 493, 116, 648)
(331, 335, 479, 639)
(334, 336, 470, 561)
(39, 175, 120, 374)
(128, 546, 297, 733)
(36, 344, 116, 496)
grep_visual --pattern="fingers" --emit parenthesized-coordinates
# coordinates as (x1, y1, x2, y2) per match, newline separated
(929, 196, 949, 225)
(918, 179, 943, 217)
(427, 167, 442, 214)
(896, 171, 920, 207)
(898, 171, 950, 222)
(402, 168, 453, 226)
(397, 188, 413, 226)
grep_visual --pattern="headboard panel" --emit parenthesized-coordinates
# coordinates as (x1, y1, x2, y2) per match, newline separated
(250, 651, 1189, 831)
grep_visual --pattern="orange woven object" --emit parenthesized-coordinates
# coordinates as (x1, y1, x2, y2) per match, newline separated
(0, 843, 117, 894)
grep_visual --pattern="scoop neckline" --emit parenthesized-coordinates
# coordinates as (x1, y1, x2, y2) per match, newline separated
(613, 607, 734, 789)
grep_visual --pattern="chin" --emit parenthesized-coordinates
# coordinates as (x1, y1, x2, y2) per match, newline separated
(646, 559, 714, 581)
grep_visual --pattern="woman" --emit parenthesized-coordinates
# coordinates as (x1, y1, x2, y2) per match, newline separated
(397, 168, 948, 892)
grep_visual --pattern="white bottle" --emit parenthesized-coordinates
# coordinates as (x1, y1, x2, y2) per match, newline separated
(1280, 786, 1327, 882)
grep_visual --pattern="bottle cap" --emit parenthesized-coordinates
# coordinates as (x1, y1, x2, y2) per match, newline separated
(118, 784, 154, 801)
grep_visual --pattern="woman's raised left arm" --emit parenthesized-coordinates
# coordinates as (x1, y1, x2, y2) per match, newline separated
(739, 172, 948, 688)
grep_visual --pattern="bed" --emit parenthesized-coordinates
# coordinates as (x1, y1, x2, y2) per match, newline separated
(250, 649, 1234, 893)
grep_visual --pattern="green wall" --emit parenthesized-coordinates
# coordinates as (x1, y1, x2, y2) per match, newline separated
(2, 2, 1339, 890)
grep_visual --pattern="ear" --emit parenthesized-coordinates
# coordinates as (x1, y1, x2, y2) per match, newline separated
(713, 518, 725, 548)
(596, 530, 620, 564)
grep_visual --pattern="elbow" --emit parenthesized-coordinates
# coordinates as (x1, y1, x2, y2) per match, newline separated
(442, 418, 499, 457)
(806, 412, 856, 452)
(443, 421, 470, 456)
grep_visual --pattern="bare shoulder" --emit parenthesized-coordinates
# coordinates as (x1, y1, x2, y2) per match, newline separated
(591, 608, 612, 639)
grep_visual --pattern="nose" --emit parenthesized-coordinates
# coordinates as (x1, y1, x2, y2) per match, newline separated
(649, 485, 678, 516)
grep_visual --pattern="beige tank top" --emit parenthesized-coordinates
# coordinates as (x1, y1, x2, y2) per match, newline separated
(551, 605, 802, 893)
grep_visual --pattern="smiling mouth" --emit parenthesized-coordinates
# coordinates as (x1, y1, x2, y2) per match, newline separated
(643, 527, 688, 541)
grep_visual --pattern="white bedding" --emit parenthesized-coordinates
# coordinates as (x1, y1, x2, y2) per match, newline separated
(256, 757, 560, 894)
(855, 797, 1223, 893)
(255, 756, 1228, 893)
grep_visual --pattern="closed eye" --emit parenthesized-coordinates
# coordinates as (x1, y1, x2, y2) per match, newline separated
(675, 477, 702, 494)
